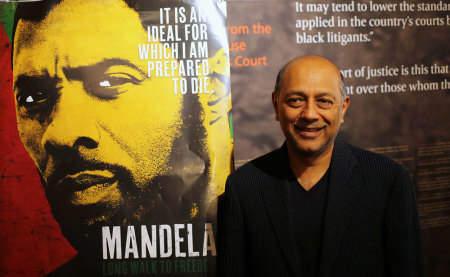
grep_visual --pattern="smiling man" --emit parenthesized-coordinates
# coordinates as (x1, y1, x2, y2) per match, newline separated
(219, 55, 424, 277)
(12, 0, 222, 275)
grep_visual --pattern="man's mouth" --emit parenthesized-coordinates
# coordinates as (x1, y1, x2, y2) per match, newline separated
(294, 125, 325, 137)
(55, 170, 119, 206)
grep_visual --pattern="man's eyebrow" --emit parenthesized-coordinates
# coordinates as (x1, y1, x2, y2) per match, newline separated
(63, 58, 146, 80)
(285, 91, 336, 99)
(13, 72, 60, 94)
(315, 92, 337, 99)
(284, 90, 305, 96)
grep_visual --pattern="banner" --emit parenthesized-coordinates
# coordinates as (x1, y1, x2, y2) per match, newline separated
(226, 0, 449, 275)
(0, 0, 232, 276)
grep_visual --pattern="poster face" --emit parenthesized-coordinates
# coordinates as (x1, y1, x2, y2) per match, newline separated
(0, 0, 232, 275)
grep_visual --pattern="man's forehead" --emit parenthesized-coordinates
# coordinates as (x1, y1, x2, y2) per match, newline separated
(286, 56, 340, 78)
(284, 60, 340, 85)
(13, 0, 146, 77)
(16, 0, 138, 38)
(277, 56, 341, 99)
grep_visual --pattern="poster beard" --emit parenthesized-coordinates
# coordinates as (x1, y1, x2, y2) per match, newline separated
(42, 128, 210, 259)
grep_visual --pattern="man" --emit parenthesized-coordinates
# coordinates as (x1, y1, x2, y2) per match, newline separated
(218, 55, 424, 277)
(12, 0, 230, 275)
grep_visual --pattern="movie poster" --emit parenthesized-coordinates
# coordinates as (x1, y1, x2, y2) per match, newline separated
(0, 0, 232, 276)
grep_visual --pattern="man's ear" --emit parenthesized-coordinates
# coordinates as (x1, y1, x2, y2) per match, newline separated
(340, 96, 350, 124)
(272, 92, 279, 121)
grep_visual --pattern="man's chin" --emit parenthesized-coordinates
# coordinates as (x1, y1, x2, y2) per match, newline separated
(288, 139, 332, 157)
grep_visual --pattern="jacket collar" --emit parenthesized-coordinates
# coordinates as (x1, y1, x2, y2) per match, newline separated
(318, 139, 363, 277)
(258, 142, 303, 277)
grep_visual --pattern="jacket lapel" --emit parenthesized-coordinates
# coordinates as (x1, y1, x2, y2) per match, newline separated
(318, 139, 363, 277)
(259, 145, 303, 277)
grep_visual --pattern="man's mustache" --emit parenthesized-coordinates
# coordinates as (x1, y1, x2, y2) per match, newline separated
(44, 149, 131, 192)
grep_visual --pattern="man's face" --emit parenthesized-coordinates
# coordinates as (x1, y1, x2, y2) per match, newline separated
(272, 57, 350, 157)
(13, 0, 182, 237)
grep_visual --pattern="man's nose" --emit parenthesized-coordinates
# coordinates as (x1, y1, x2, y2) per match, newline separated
(41, 87, 100, 154)
(300, 100, 320, 121)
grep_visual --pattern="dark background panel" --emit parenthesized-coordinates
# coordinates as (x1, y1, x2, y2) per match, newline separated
(226, 0, 450, 276)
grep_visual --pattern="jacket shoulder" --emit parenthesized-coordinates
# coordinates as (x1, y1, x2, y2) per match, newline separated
(227, 147, 286, 188)
(341, 140, 405, 176)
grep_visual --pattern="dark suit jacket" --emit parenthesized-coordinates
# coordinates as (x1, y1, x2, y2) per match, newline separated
(218, 139, 424, 277)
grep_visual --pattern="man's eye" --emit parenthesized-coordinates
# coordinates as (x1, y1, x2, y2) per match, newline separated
(287, 98, 305, 106)
(316, 99, 333, 109)
(84, 73, 141, 100)
(16, 89, 57, 119)
(98, 74, 139, 87)
(26, 95, 35, 103)
(99, 80, 111, 87)
(13, 75, 60, 116)
(18, 91, 49, 106)
(288, 98, 303, 102)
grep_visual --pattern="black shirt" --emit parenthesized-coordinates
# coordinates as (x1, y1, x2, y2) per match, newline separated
(289, 168, 330, 277)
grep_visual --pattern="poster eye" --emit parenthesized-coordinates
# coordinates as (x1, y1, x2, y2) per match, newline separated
(99, 80, 111, 87)
(99, 74, 138, 87)
(26, 95, 35, 103)
(19, 91, 49, 106)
